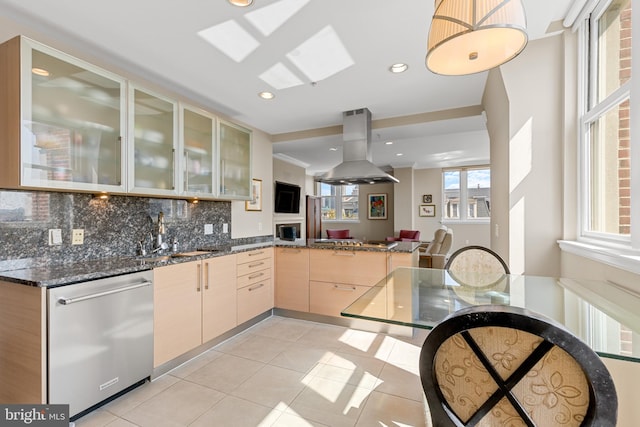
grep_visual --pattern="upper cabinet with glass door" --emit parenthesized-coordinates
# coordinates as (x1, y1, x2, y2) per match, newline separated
(218, 120, 251, 199)
(128, 86, 178, 196)
(0, 36, 127, 192)
(180, 105, 216, 198)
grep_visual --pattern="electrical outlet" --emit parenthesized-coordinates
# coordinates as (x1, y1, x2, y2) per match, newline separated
(204, 224, 213, 235)
(223, 223, 229, 233)
(49, 229, 62, 246)
(72, 229, 84, 245)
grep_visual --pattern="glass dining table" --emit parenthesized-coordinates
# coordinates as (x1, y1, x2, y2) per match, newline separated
(341, 267, 640, 363)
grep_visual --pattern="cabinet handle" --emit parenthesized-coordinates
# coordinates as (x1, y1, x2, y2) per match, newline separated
(282, 248, 302, 253)
(248, 251, 264, 257)
(248, 272, 264, 280)
(116, 136, 122, 185)
(248, 283, 265, 291)
(196, 263, 201, 292)
(184, 150, 189, 191)
(249, 261, 265, 268)
(333, 284, 357, 291)
(171, 148, 176, 190)
(333, 250, 356, 256)
(205, 262, 210, 290)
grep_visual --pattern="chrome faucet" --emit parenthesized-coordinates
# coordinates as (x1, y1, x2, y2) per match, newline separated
(153, 212, 168, 253)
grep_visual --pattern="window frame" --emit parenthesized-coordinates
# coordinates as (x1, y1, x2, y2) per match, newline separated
(441, 166, 491, 224)
(317, 182, 360, 222)
(577, 0, 635, 248)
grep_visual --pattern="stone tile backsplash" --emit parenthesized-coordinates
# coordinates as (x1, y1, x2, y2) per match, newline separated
(0, 190, 270, 271)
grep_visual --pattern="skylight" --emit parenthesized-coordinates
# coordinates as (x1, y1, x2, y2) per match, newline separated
(259, 62, 303, 89)
(198, 19, 259, 62)
(244, 0, 310, 36)
(286, 25, 354, 82)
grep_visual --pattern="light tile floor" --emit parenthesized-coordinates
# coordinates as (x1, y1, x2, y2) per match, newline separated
(74, 316, 430, 427)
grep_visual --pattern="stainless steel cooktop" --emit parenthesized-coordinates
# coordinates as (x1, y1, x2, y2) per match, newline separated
(309, 239, 398, 249)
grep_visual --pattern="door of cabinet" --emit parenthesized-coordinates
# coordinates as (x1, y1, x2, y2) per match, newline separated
(309, 280, 370, 318)
(153, 261, 202, 367)
(128, 86, 178, 196)
(202, 255, 237, 342)
(275, 247, 309, 312)
(237, 278, 272, 324)
(309, 249, 388, 286)
(180, 105, 216, 197)
(0, 36, 127, 192)
(218, 120, 251, 199)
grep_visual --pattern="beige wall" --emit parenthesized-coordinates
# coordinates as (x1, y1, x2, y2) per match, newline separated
(392, 167, 415, 232)
(482, 35, 564, 276)
(231, 128, 274, 239)
(483, 67, 510, 265)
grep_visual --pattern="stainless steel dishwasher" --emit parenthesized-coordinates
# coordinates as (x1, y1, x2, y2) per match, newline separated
(47, 270, 154, 418)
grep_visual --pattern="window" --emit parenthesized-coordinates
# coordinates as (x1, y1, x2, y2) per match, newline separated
(443, 167, 490, 221)
(318, 183, 359, 221)
(579, 0, 632, 244)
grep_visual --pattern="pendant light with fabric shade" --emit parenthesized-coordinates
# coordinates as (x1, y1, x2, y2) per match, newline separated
(426, 0, 528, 75)
(229, 0, 253, 6)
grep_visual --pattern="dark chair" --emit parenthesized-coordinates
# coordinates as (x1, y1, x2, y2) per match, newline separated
(326, 229, 351, 239)
(386, 229, 421, 242)
(419, 305, 618, 426)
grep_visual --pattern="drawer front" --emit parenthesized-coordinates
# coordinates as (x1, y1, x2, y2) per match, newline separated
(309, 249, 387, 286)
(237, 279, 272, 324)
(237, 258, 270, 278)
(237, 267, 271, 289)
(309, 280, 370, 318)
(236, 248, 272, 264)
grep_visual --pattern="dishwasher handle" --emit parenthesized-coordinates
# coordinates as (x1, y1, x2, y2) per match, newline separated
(58, 281, 153, 305)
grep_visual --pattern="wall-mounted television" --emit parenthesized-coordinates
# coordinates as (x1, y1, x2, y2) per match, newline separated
(274, 181, 301, 214)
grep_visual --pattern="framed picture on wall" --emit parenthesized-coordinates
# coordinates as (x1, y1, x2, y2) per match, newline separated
(368, 193, 387, 219)
(422, 194, 432, 203)
(245, 178, 262, 211)
(419, 204, 436, 217)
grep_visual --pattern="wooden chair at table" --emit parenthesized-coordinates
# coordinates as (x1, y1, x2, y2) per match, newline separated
(444, 245, 509, 288)
(419, 305, 618, 426)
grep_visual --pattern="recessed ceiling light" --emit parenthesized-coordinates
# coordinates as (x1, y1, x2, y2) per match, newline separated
(329, 147, 337, 151)
(258, 91, 275, 99)
(389, 63, 408, 73)
(396, 153, 404, 156)
(32, 67, 50, 77)
(385, 141, 393, 145)
(229, 0, 253, 6)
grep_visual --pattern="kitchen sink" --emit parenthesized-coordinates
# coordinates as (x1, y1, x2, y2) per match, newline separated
(137, 255, 171, 264)
(171, 250, 216, 257)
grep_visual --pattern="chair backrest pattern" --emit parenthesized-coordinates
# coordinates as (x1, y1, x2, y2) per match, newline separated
(420, 306, 617, 427)
(445, 246, 510, 287)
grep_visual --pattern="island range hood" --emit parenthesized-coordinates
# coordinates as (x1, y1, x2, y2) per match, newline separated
(316, 108, 399, 185)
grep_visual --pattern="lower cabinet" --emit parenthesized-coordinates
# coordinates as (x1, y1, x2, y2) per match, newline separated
(308, 249, 388, 318)
(153, 254, 237, 367)
(309, 280, 370, 317)
(236, 248, 274, 324)
(275, 247, 310, 311)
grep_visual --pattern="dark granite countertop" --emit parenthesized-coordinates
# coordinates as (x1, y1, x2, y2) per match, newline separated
(275, 239, 421, 253)
(0, 241, 274, 288)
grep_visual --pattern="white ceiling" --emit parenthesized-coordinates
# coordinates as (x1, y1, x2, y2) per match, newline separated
(0, 0, 574, 175)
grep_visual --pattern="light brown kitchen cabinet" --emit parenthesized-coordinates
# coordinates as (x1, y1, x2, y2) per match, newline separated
(0, 36, 127, 193)
(0, 281, 46, 404)
(236, 248, 273, 324)
(275, 247, 310, 312)
(154, 254, 237, 367)
(308, 249, 388, 318)
(202, 255, 237, 342)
